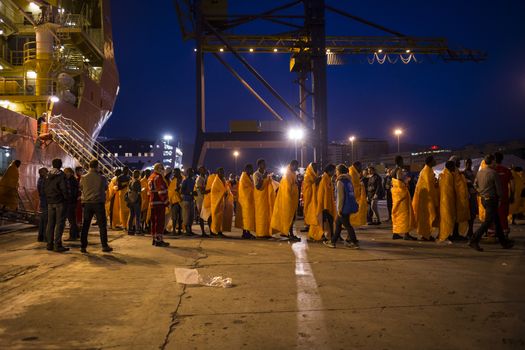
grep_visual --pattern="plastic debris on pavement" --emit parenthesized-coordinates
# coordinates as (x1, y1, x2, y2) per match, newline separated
(174, 268, 233, 288)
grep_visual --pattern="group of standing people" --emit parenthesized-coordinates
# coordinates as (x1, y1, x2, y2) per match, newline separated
(393, 152, 520, 251)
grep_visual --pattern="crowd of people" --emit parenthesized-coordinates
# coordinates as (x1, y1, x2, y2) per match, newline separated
(1, 150, 523, 254)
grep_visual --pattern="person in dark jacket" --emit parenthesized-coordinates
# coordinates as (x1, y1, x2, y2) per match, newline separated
(64, 167, 80, 241)
(37, 167, 48, 242)
(366, 166, 383, 225)
(80, 159, 112, 253)
(44, 158, 69, 252)
(383, 168, 393, 221)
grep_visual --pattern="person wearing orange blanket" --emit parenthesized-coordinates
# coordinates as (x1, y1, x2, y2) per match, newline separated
(348, 162, 368, 228)
(117, 167, 131, 231)
(449, 156, 470, 241)
(302, 163, 319, 235)
(312, 164, 336, 241)
(106, 169, 122, 229)
(238, 164, 256, 239)
(412, 156, 439, 241)
(253, 159, 274, 238)
(391, 156, 417, 240)
(0, 159, 21, 211)
(210, 167, 229, 237)
(271, 160, 301, 241)
(438, 161, 457, 242)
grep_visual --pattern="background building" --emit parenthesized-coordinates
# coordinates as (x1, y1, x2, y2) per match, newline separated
(327, 138, 389, 165)
(99, 137, 183, 170)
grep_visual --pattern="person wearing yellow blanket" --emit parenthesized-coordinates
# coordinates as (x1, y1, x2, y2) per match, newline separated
(309, 164, 336, 241)
(116, 167, 131, 231)
(107, 169, 122, 229)
(309, 164, 337, 241)
(449, 156, 471, 241)
(270, 160, 301, 242)
(510, 166, 524, 225)
(348, 162, 368, 227)
(391, 156, 417, 240)
(238, 164, 256, 239)
(302, 163, 321, 240)
(438, 161, 457, 242)
(210, 168, 229, 237)
(200, 172, 216, 230)
(168, 168, 183, 235)
(253, 159, 274, 238)
(0, 159, 21, 211)
(412, 156, 439, 241)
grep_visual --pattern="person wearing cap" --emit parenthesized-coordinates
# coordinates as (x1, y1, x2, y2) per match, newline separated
(148, 163, 170, 247)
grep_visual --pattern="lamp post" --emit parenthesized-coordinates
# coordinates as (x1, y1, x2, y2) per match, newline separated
(233, 150, 239, 175)
(163, 134, 173, 145)
(288, 128, 305, 165)
(394, 128, 403, 153)
(46, 95, 59, 121)
(349, 135, 356, 163)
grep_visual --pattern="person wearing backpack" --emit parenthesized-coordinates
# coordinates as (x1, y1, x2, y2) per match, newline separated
(126, 170, 142, 235)
(324, 164, 360, 249)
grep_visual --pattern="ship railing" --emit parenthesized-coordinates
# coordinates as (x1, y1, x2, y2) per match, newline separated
(47, 115, 125, 180)
(0, 76, 57, 96)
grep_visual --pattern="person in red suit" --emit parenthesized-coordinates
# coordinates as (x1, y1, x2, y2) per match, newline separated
(493, 152, 514, 235)
(148, 163, 170, 247)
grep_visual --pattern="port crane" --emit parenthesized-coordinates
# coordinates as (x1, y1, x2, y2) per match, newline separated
(174, 0, 486, 167)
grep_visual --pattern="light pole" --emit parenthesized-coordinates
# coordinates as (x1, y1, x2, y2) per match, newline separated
(163, 134, 173, 145)
(46, 95, 59, 121)
(349, 135, 356, 163)
(233, 150, 239, 175)
(394, 128, 403, 153)
(288, 128, 305, 165)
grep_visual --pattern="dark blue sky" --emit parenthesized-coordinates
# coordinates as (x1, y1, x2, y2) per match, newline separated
(103, 0, 525, 166)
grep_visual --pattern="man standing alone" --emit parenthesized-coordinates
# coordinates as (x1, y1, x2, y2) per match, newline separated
(79, 160, 113, 253)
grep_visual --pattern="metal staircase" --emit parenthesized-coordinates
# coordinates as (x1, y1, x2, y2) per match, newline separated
(47, 114, 124, 180)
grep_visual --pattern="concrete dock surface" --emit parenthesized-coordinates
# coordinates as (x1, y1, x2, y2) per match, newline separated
(0, 220, 524, 350)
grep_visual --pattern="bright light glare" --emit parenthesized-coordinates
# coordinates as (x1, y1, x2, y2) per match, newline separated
(0, 30, 4, 35)
(5, 152, 10, 157)
(233, 151, 239, 157)
(326, 49, 331, 53)
(249, 48, 254, 52)
(49, 96, 59, 103)
(29, 2, 39, 11)
(163, 134, 173, 141)
(0, 65, 3, 70)
(377, 49, 383, 53)
(288, 128, 305, 141)
(26, 70, 37, 79)
(0, 100, 11, 108)
(280, 166, 287, 175)
(406, 49, 411, 53)
(219, 48, 224, 52)
(349, 135, 355, 142)
(394, 128, 403, 136)
(273, 48, 278, 52)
